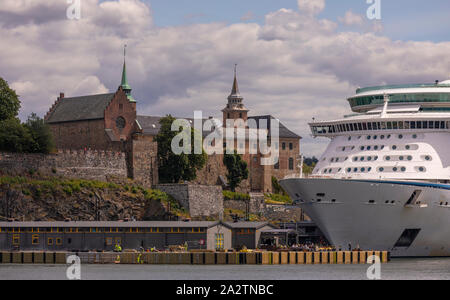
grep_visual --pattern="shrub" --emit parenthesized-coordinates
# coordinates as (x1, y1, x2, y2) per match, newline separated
(223, 190, 250, 201)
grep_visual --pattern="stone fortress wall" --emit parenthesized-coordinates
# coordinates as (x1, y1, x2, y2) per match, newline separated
(0, 150, 127, 182)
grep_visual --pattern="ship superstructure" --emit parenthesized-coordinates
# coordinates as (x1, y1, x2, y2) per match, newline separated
(280, 80, 450, 257)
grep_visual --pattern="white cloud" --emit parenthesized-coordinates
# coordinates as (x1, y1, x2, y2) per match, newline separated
(1, 0, 450, 157)
(241, 11, 255, 22)
(338, 10, 364, 26)
(297, 0, 325, 16)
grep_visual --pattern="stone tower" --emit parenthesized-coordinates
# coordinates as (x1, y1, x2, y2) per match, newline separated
(222, 65, 249, 126)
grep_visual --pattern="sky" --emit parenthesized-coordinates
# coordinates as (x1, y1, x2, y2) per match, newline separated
(1, 0, 450, 156)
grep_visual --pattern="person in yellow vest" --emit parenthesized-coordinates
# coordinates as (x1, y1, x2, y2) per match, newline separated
(114, 243, 122, 252)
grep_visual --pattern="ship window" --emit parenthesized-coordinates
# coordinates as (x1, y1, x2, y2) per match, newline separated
(407, 156, 413, 161)
(368, 200, 375, 204)
(394, 229, 421, 248)
(373, 135, 377, 140)
(360, 146, 365, 151)
(386, 156, 391, 161)
(392, 145, 397, 150)
(361, 167, 366, 172)
(379, 167, 384, 172)
(393, 167, 398, 172)
(347, 168, 351, 172)
(412, 134, 418, 139)
(399, 156, 404, 161)
(368, 157, 372, 161)
(367, 146, 371, 150)
(401, 167, 406, 172)
(353, 168, 358, 172)
(406, 190, 422, 205)
(380, 135, 385, 139)
(368, 167, 372, 172)
(424, 156, 431, 161)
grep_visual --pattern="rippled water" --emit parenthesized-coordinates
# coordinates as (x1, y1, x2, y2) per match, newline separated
(0, 258, 449, 280)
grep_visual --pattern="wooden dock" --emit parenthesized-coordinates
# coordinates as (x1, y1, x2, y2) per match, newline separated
(0, 250, 390, 265)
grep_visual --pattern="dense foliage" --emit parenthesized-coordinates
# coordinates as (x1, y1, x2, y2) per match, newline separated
(0, 77, 21, 121)
(223, 151, 249, 192)
(0, 78, 54, 154)
(303, 156, 318, 175)
(155, 115, 207, 183)
(222, 190, 250, 201)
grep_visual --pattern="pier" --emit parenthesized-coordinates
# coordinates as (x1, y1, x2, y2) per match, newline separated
(0, 250, 390, 265)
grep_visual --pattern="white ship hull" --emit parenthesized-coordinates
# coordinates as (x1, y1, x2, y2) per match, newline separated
(280, 178, 450, 257)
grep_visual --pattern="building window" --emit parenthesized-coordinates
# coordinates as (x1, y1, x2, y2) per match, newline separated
(289, 143, 293, 150)
(48, 238, 54, 245)
(289, 158, 294, 170)
(215, 233, 224, 250)
(56, 238, 62, 246)
(32, 235, 39, 245)
(274, 157, 279, 169)
(12, 234, 20, 246)
(115, 117, 126, 130)
(282, 143, 286, 150)
(106, 238, 113, 246)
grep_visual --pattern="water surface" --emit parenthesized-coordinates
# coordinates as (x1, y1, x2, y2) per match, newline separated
(0, 258, 449, 280)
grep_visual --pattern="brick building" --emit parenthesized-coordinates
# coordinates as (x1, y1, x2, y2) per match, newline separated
(44, 58, 301, 192)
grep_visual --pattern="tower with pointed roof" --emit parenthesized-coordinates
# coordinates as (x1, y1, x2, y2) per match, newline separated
(222, 65, 249, 126)
(120, 45, 136, 103)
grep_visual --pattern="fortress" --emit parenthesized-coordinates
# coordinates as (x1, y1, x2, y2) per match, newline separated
(43, 57, 301, 193)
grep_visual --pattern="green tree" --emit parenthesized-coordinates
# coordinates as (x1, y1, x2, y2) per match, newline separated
(223, 151, 249, 192)
(25, 113, 55, 154)
(155, 115, 207, 183)
(0, 118, 36, 153)
(271, 176, 288, 195)
(0, 77, 21, 121)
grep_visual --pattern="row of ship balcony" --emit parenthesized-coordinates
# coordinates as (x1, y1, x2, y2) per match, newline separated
(311, 120, 450, 137)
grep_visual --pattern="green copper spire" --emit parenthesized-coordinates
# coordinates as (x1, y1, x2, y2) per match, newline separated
(120, 44, 136, 103)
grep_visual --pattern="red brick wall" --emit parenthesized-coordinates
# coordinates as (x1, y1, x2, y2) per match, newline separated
(49, 119, 120, 150)
(104, 89, 137, 142)
(48, 89, 137, 151)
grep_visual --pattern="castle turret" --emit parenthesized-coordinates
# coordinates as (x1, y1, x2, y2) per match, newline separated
(222, 65, 249, 125)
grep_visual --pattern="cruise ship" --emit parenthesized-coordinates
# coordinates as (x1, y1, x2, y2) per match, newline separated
(280, 80, 450, 257)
